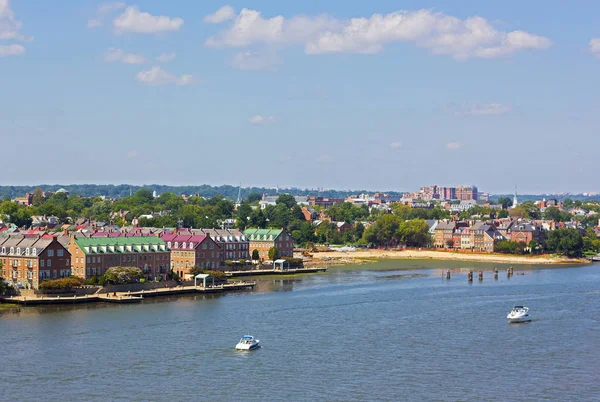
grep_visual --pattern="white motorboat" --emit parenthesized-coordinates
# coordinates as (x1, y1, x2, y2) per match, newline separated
(507, 306, 531, 323)
(235, 335, 260, 351)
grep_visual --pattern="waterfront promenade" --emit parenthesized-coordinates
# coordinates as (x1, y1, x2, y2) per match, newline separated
(226, 267, 327, 277)
(0, 282, 255, 306)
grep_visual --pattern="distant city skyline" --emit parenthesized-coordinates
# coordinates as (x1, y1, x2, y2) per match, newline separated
(2, 1, 599, 193)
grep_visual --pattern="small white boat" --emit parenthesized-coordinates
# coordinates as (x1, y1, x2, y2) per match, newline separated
(235, 335, 260, 350)
(507, 306, 531, 323)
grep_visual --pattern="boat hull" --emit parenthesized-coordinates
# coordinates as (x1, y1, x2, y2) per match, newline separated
(235, 341, 260, 350)
(507, 315, 531, 323)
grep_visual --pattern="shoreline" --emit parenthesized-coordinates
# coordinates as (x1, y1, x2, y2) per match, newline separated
(301, 249, 589, 267)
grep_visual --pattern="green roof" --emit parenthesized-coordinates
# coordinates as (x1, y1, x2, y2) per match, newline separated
(243, 229, 283, 242)
(75, 236, 168, 255)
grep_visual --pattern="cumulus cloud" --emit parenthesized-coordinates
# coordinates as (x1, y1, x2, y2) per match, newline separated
(87, 2, 126, 28)
(136, 66, 194, 86)
(114, 6, 183, 34)
(105, 48, 145, 64)
(0, 0, 23, 40)
(207, 8, 551, 60)
(590, 38, 600, 58)
(204, 5, 236, 24)
(249, 115, 276, 125)
(390, 141, 402, 149)
(156, 52, 176, 62)
(447, 142, 462, 149)
(0, 43, 24, 56)
(232, 50, 279, 71)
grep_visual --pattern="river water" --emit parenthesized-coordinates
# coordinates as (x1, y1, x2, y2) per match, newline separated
(2, 260, 600, 402)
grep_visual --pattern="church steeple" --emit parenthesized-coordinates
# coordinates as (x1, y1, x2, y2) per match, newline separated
(513, 186, 518, 208)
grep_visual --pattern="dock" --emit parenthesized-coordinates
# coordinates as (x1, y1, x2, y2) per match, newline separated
(225, 267, 327, 277)
(0, 282, 256, 306)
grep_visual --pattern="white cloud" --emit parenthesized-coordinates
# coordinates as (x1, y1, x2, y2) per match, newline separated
(249, 115, 276, 125)
(0, 0, 31, 42)
(447, 142, 462, 149)
(114, 6, 183, 34)
(105, 48, 145, 64)
(206, 8, 342, 48)
(87, 2, 126, 28)
(0, 43, 24, 56)
(136, 66, 194, 86)
(232, 50, 279, 71)
(204, 5, 236, 24)
(461, 103, 511, 116)
(390, 141, 402, 149)
(590, 38, 600, 58)
(156, 52, 176, 62)
(207, 8, 551, 60)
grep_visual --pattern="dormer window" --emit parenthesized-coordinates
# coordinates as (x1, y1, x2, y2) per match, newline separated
(189, 243, 194, 249)
(174, 242, 179, 248)
(1, 247, 5, 254)
(16, 247, 21, 255)
(182, 242, 187, 249)
(167, 242, 172, 248)
(32, 247, 37, 255)
(25, 248, 30, 256)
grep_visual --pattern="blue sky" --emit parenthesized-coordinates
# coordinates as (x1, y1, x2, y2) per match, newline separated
(1, 0, 599, 194)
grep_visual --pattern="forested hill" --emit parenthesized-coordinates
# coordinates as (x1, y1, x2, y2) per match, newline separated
(0, 184, 398, 200)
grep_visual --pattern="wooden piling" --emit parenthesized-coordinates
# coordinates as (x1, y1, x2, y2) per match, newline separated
(478, 271, 483, 281)
(446, 270, 451, 280)
(468, 271, 473, 282)
(494, 269, 498, 280)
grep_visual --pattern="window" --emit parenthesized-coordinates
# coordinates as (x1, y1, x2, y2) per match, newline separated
(57, 249, 63, 257)
(87, 257, 90, 263)
(167, 242, 171, 248)
(40, 260, 45, 267)
(25, 248, 30, 256)
(48, 250, 54, 257)
(16, 248, 21, 255)
(92, 257, 96, 263)
(76, 257, 79, 263)
(47, 260, 51, 267)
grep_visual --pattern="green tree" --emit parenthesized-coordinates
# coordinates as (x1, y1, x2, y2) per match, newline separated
(498, 209, 509, 218)
(276, 194, 297, 209)
(235, 203, 253, 229)
(246, 193, 262, 203)
(546, 228, 584, 257)
(268, 246, 279, 261)
(496, 197, 513, 209)
(252, 249, 260, 261)
(104, 266, 143, 284)
(32, 187, 45, 206)
(544, 206, 570, 222)
(398, 219, 430, 247)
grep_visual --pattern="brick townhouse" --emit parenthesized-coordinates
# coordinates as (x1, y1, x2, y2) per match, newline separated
(243, 228, 294, 260)
(68, 236, 170, 280)
(159, 234, 222, 278)
(0, 235, 71, 289)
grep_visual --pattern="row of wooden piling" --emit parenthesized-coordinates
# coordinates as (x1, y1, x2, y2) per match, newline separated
(443, 266, 514, 281)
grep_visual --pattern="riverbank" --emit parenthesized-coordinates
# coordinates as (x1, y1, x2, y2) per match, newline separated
(301, 249, 588, 267)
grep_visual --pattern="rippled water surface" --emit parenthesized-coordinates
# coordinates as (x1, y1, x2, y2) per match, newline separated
(2, 260, 600, 401)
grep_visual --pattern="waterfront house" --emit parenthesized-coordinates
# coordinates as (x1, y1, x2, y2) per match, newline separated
(159, 234, 222, 278)
(68, 236, 170, 280)
(244, 228, 294, 261)
(0, 235, 71, 290)
(191, 228, 250, 262)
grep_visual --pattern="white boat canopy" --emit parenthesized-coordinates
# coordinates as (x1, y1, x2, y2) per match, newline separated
(274, 259, 290, 271)
(194, 273, 214, 287)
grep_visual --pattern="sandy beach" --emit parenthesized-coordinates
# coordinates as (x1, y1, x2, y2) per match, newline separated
(301, 249, 588, 267)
